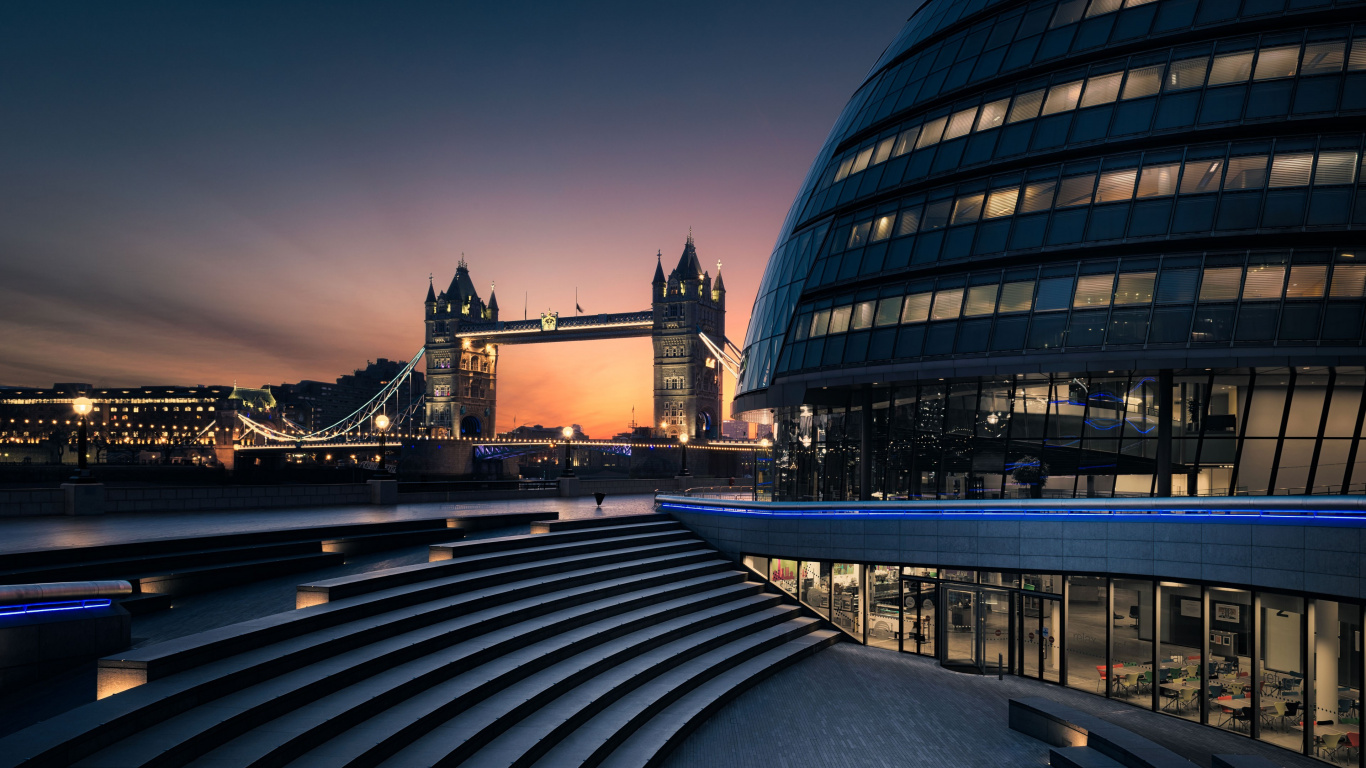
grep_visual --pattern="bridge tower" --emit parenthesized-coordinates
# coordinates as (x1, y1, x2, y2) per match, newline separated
(423, 259, 499, 438)
(652, 233, 725, 440)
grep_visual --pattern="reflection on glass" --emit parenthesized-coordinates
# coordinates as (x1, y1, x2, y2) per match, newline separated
(902, 580, 937, 656)
(798, 561, 830, 618)
(1114, 579, 1155, 709)
(768, 558, 798, 597)
(1159, 582, 1202, 722)
(1207, 588, 1253, 730)
(945, 584, 977, 667)
(832, 563, 863, 637)
(1066, 576, 1109, 693)
(867, 566, 900, 650)
(982, 588, 1012, 674)
(1259, 593, 1304, 750)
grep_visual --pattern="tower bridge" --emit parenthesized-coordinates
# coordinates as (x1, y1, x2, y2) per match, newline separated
(423, 233, 726, 441)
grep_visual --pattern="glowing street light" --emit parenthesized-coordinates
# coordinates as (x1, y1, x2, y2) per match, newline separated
(72, 397, 93, 476)
(374, 413, 391, 477)
(678, 432, 691, 477)
(560, 425, 575, 477)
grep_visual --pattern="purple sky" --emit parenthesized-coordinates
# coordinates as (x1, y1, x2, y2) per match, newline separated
(0, 1, 908, 437)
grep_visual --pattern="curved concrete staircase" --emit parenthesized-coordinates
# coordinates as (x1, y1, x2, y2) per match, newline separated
(0, 515, 837, 768)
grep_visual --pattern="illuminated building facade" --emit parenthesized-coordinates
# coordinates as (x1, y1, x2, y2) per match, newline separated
(734, 0, 1366, 501)
(424, 259, 500, 439)
(653, 234, 727, 439)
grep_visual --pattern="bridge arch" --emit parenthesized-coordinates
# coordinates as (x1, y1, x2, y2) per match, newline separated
(459, 415, 482, 438)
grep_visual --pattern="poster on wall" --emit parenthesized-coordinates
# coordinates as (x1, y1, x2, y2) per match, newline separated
(1179, 599, 1201, 618)
(1214, 603, 1241, 623)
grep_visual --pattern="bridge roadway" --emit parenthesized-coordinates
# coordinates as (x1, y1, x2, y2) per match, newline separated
(454, 310, 653, 345)
(0, 494, 657, 554)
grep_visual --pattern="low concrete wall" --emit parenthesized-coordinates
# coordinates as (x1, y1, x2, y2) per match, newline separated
(0, 484, 371, 516)
(660, 496, 1366, 600)
(0, 488, 63, 516)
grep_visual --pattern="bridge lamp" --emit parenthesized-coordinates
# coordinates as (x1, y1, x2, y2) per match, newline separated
(560, 426, 575, 477)
(678, 432, 691, 477)
(374, 414, 391, 478)
(72, 397, 93, 475)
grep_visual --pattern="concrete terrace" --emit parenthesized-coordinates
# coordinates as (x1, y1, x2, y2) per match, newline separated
(665, 643, 1321, 768)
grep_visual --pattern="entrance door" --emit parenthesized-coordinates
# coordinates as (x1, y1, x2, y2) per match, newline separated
(943, 586, 978, 669)
(980, 588, 1013, 675)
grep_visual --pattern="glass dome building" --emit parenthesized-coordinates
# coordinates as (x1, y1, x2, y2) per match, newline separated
(736, 0, 1366, 502)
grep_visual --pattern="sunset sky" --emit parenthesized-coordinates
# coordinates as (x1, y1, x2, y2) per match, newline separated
(0, 1, 907, 438)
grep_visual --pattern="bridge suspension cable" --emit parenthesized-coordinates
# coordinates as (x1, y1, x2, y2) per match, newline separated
(697, 331, 742, 382)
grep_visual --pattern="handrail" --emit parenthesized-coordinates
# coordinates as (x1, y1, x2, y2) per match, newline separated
(654, 494, 1366, 516)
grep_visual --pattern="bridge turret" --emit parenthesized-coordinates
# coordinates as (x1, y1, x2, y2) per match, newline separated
(652, 231, 724, 441)
(487, 284, 499, 322)
(712, 263, 726, 306)
(652, 251, 666, 299)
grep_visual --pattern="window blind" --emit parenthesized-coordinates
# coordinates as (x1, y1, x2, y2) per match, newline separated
(1080, 73, 1122, 107)
(1268, 154, 1313, 187)
(1122, 65, 1163, 99)
(1136, 163, 1180, 197)
(901, 293, 932, 323)
(896, 208, 922, 237)
(1208, 51, 1254, 84)
(1095, 169, 1137, 202)
(1223, 156, 1268, 190)
(1056, 175, 1097, 207)
(1241, 265, 1285, 299)
(1253, 46, 1299, 80)
(943, 108, 977, 141)
(931, 288, 964, 320)
(915, 117, 947, 148)
(951, 194, 984, 225)
(1073, 274, 1115, 307)
(963, 285, 999, 316)
(1179, 160, 1223, 194)
(1008, 90, 1045, 123)
(1314, 151, 1358, 185)
(1019, 181, 1057, 212)
(975, 99, 1010, 131)
(998, 281, 1035, 312)
(1114, 272, 1156, 304)
(1301, 42, 1345, 74)
(1285, 266, 1327, 298)
(1042, 81, 1083, 115)
(984, 188, 1019, 218)
(1166, 57, 1208, 90)
(1199, 268, 1242, 301)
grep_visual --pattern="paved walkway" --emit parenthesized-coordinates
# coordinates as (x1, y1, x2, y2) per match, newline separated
(0, 494, 656, 553)
(665, 643, 1320, 768)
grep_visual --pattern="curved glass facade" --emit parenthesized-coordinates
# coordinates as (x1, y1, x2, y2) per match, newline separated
(737, 0, 1366, 501)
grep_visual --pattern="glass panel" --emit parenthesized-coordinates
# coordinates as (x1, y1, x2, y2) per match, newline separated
(1114, 272, 1156, 304)
(851, 301, 876, 330)
(1253, 46, 1300, 80)
(1114, 578, 1156, 709)
(829, 305, 852, 334)
(902, 292, 932, 323)
(964, 284, 999, 316)
(976, 98, 1010, 131)
(832, 563, 863, 637)
(942, 569, 976, 583)
(932, 288, 964, 320)
(851, 145, 875, 174)
(871, 137, 895, 166)
(943, 108, 977, 141)
(1207, 588, 1253, 729)
(1123, 65, 1164, 99)
(1285, 266, 1327, 298)
(1042, 81, 1083, 115)
(798, 560, 830, 615)
(1242, 265, 1286, 300)
(768, 558, 798, 596)
(982, 589, 1012, 674)
(1159, 583, 1203, 722)
(1137, 164, 1180, 197)
(1081, 72, 1123, 107)
(1224, 156, 1269, 189)
(1209, 51, 1254, 85)
(848, 221, 872, 248)
(1020, 180, 1057, 212)
(945, 585, 978, 666)
(999, 281, 1035, 312)
(1057, 175, 1097, 207)
(912, 581, 937, 656)
(1268, 154, 1313, 188)
(867, 566, 900, 650)
(897, 207, 922, 236)
(892, 127, 919, 157)
(1350, 38, 1366, 71)
(1166, 57, 1208, 90)
(1180, 159, 1224, 194)
(1067, 576, 1110, 694)
(1200, 268, 1243, 301)
(870, 214, 895, 242)
(1315, 151, 1358, 185)
(916, 116, 948, 148)
(1008, 89, 1045, 123)
(1258, 592, 1304, 751)
(874, 297, 901, 326)
(1096, 169, 1137, 202)
(1301, 42, 1346, 74)
(1023, 595, 1044, 679)
(1330, 265, 1366, 298)
(1074, 274, 1115, 307)
(1035, 277, 1076, 311)
(811, 309, 831, 337)
(984, 188, 1019, 218)
(1311, 601, 1362, 760)
(1042, 597, 1062, 683)
(952, 194, 984, 224)
(742, 555, 768, 576)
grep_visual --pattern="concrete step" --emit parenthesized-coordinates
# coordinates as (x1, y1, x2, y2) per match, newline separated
(530, 514, 672, 534)
(320, 527, 476, 556)
(299, 531, 698, 605)
(1049, 746, 1125, 768)
(595, 630, 841, 768)
(134, 552, 347, 597)
(191, 582, 772, 768)
(76, 565, 744, 768)
(378, 601, 802, 768)
(118, 593, 175, 616)
(1, 547, 719, 768)
(428, 522, 685, 562)
(518, 617, 826, 768)
(1, 540, 331, 586)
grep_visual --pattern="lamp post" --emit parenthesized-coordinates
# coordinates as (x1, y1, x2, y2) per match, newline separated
(560, 426, 575, 477)
(374, 413, 390, 477)
(754, 437, 770, 501)
(678, 432, 691, 476)
(72, 397, 93, 478)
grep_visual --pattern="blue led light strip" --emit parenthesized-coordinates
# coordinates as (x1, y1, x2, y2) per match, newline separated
(0, 598, 113, 617)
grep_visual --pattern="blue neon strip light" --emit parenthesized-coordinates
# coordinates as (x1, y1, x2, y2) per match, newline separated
(0, 598, 113, 617)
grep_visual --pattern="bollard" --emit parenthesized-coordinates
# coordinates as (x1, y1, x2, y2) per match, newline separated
(594, 492, 605, 506)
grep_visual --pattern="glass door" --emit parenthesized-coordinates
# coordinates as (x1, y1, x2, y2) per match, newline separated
(981, 588, 1013, 675)
(1021, 594, 1045, 679)
(944, 585, 979, 669)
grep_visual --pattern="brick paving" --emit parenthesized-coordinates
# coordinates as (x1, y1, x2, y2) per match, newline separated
(0, 494, 656, 553)
(664, 642, 1322, 768)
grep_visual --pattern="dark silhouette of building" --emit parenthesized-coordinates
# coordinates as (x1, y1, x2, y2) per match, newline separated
(273, 359, 424, 434)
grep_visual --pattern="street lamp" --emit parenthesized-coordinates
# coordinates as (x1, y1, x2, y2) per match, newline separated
(754, 437, 771, 500)
(560, 425, 575, 477)
(374, 413, 391, 477)
(678, 432, 691, 476)
(72, 397, 93, 477)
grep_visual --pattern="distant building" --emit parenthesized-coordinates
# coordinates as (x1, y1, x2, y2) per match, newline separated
(721, 420, 750, 440)
(499, 424, 588, 441)
(272, 358, 424, 433)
